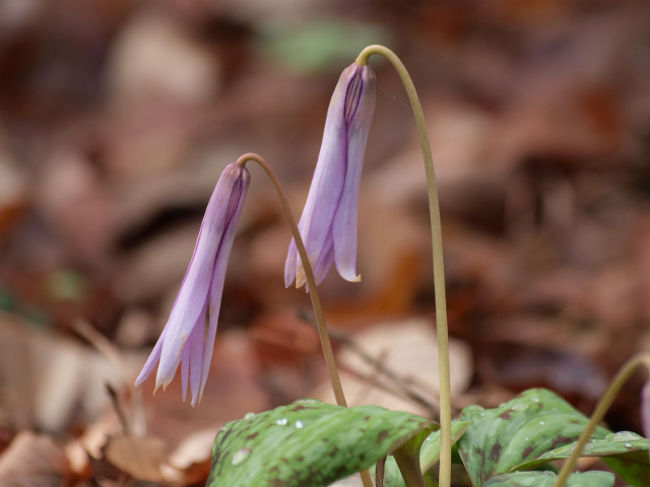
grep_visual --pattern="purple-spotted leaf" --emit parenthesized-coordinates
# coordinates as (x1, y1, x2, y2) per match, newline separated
(516, 431, 649, 487)
(483, 471, 614, 487)
(208, 399, 434, 487)
(457, 388, 610, 486)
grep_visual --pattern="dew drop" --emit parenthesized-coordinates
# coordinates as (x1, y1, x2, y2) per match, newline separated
(480, 412, 485, 417)
(525, 437, 529, 441)
(232, 447, 251, 465)
(539, 421, 545, 425)
(624, 442, 632, 448)
(295, 420, 304, 429)
(531, 397, 540, 403)
(244, 412, 256, 420)
(276, 418, 288, 426)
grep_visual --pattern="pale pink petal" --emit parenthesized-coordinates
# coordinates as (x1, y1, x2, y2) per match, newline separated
(285, 63, 376, 288)
(136, 162, 250, 402)
(181, 343, 190, 401)
(333, 65, 376, 281)
(135, 327, 166, 386)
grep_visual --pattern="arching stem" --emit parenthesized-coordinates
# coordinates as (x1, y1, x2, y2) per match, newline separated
(355, 45, 452, 487)
(236, 153, 373, 487)
(553, 353, 650, 487)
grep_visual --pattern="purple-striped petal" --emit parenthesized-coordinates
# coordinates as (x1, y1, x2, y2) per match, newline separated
(285, 63, 375, 288)
(155, 166, 242, 389)
(181, 341, 190, 401)
(135, 162, 250, 404)
(199, 164, 249, 400)
(135, 327, 166, 387)
(333, 65, 376, 281)
(187, 307, 206, 405)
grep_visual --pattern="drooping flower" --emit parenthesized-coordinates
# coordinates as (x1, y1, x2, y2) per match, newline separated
(285, 62, 376, 289)
(135, 162, 250, 405)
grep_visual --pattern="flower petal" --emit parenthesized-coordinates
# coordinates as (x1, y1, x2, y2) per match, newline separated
(333, 64, 376, 281)
(198, 164, 250, 400)
(156, 166, 243, 388)
(285, 65, 361, 287)
(284, 239, 298, 287)
(135, 327, 166, 386)
(181, 340, 190, 401)
(188, 308, 206, 406)
(136, 162, 250, 400)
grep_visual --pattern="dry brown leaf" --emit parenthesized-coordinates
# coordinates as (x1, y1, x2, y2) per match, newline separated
(0, 314, 124, 433)
(103, 434, 172, 483)
(0, 432, 70, 487)
(313, 319, 472, 416)
(106, 12, 219, 108)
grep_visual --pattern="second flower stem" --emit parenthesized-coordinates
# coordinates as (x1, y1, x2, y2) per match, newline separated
(236, 153, 374, 487)
(356, 45, 452, 487)
(553, 353, 650, 487)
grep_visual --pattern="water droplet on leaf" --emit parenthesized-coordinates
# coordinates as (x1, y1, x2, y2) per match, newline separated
(276, 418, 288, 426)
(244, 412, 256, 419)
(295, 420, 304, 429)
(232, 448, 251, 465)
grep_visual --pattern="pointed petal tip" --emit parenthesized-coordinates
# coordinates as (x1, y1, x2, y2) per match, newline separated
(283, 273, 294, 288)
(191, 392, 203, 407)
(295, 265, 307, 289)
(160, 377, 173, 391)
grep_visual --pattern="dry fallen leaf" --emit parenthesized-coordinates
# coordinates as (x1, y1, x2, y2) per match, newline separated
(0, 431, 71, 487)
(103, 434, 176, 483)
(313, 319, 473, 417)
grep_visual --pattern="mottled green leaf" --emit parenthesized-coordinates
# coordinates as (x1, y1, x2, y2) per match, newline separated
(420, 420, 471, 472)
(457, 388, 610, 486)
(483, 471, 614, 487)
(516, 430, 648, 467)
(208, 399, 434, 487)
(511, 430, 649, 487)
(603, 451, 650, 487)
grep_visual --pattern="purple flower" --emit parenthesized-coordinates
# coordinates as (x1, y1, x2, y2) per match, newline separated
(135, 162, 250, 406)
(285, 63, 376, 289)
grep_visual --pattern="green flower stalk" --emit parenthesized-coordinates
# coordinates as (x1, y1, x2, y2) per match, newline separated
(554, 353, 650, 487)
(355, 44, 452, 487)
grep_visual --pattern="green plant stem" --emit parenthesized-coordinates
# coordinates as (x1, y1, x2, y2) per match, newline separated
(553, 353, 650, 487)
(235, 153, 373, 487)
(394, 449, 426, 487)
(356, 45, 452, 487)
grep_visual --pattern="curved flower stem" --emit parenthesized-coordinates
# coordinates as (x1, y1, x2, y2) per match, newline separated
(356, 45, 452, 487)
(236, 153, 373, 487)
(553, 353, 650, 487)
